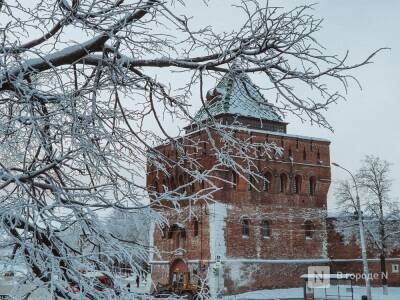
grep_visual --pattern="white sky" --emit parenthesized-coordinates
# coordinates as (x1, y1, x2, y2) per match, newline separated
(147, 0, 400, 210)
(279, 0, 400, 209)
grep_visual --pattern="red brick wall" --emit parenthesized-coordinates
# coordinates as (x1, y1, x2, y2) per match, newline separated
(224, 206, 327, 259)
(147, 123, 332, 295)
(152, 205, 211, 262)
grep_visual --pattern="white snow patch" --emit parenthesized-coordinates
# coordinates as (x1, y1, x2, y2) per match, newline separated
(208, 202, 228, 298)
(225, 262, 254, 289)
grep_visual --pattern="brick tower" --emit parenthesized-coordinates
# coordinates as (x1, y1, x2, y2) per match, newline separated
(147, 71, 331, 297)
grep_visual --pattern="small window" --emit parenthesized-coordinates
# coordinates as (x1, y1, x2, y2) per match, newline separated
(294, 175, 301, 194)
(279, 173, 288, 193)
(309, 176, 317, 196)
(193, 220, 199, 237)
(242, 218, 250, 237)
(392, 264, 399, 273)
(303, 148, 307, 161)
(305, 220, 314, 239)
(263, 173, 272, 192)
(262, 220, 270, 238)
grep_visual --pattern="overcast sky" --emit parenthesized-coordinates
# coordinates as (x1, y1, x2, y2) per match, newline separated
(147, 0, 400, 210)
(280, 0, 400, 209)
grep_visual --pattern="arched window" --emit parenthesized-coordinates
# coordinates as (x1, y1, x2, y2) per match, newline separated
(193, 220, 199, 237)
(263, 172, 272, 192)
(279, 173, 288, 193)
(241, 217, 250, 237)
(294, 175, 302, 194)
(304, 220, 314, 239)
(262, 220, 270, 238)
(303, 148, 307, 161)
(309, 176, 317, 195)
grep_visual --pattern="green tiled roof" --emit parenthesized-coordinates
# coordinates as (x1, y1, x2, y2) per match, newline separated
(195, 71, 282, 122)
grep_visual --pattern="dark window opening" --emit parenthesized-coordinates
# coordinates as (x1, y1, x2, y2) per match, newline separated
(263, 173, 272, 192)
(294, 175, 301, 194)
(305, 220, 314, 239)
(242, 218, 250, 237)
(262, 220, 270, 238)
(193, 220, 199, 237)
(309, 176, 317, 196)
(279, 173, 288, 193)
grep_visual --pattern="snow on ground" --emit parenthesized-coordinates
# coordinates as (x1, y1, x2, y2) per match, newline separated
(224, 286, 400, 300)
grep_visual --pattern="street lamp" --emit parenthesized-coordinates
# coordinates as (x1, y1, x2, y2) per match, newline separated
(332, 162, 372, 300)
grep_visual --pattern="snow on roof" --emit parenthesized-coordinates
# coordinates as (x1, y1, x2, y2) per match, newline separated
(195, 71, 282, 122)
(218, 124, 331, 143)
